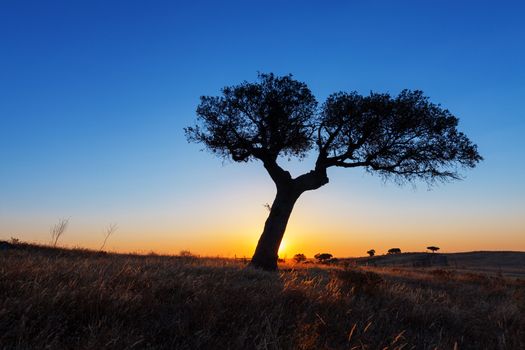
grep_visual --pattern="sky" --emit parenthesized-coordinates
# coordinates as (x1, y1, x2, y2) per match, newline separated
(1, 0, 524, 257)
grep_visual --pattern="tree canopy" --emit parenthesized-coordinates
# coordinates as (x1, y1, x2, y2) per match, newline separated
(314, 253, 333, 262)
(388, 248, 402, 254)
(293, 253, 307, 263)
(186, 73, 482, 188)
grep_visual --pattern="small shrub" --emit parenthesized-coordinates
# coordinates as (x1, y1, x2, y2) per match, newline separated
(100, 223, 118, 251)
(50, 218, 69, 247)
(179, 250, 192, 256)
(179, 250, 197, 259)
(293, 253, 307, 263)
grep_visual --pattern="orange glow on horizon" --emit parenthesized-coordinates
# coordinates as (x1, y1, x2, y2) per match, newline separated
(3, 190, 524, 259)
(8, 224, 525, 259)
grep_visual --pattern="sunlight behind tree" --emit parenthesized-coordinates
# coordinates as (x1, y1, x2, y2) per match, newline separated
(278, 239, 288, 257)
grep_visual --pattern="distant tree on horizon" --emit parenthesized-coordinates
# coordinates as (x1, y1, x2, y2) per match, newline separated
(367, 249, 376, 257)
(186, 73, 482, 271)
(427, 246, 440, 253)
(314, 253, 333, 263)
(388, 248, 402, 255)
(293, 253, 307, 263)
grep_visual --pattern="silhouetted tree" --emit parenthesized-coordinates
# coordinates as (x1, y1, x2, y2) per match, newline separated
(367, 249, 376, 257)
(388, 248, 402, 254)
(293, 253, 307, 263)
(427, 246, 440, 253)
(185, 73, 482, 270)
(314, 253, 333, 262)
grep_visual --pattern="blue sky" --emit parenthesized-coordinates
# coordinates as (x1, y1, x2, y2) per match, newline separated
(1, 0, 524, 255)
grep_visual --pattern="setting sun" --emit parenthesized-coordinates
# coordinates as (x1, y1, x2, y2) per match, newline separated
(278, 239, 287, 257)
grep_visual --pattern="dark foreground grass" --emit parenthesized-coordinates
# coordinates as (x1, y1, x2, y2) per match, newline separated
(1, 244, 524, 349)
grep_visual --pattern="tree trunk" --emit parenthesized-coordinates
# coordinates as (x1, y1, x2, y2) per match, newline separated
(250, 187, 300, 271)
(249, 166, 329, 271)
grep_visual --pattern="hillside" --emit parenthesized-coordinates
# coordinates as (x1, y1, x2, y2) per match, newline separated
(347, 251, 525, 277)
(1, 242, 524, 349)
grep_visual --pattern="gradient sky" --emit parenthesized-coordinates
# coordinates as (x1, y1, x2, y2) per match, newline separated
(1, 0, 524, 257)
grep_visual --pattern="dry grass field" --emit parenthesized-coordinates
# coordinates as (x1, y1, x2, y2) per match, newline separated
(1, 242, 524, 349)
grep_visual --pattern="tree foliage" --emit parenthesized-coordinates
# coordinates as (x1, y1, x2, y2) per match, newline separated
(185, 73, 482, 187)
(388, 248, 401, 254)
(185, 73, 317, 163)
(427, 246, 440, 253)
(293, 253, 307, 263)
(314, 253, 333, 262)
(367, 249, 376, 257)
(318, 90, 481, 183)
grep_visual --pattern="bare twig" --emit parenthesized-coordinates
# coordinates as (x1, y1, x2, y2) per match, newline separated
(100, 223, 118, 251)
(50, 218, 69, 247)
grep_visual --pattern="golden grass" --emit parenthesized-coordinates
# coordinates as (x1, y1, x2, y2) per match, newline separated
(1, 243, 524, 349)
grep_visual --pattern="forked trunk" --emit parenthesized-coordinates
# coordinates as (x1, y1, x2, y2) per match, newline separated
(250, 188, 300, 271)
(250, 166, 329, 271)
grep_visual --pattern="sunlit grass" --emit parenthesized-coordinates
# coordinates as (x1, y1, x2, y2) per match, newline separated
(1, 242, 524, 349)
